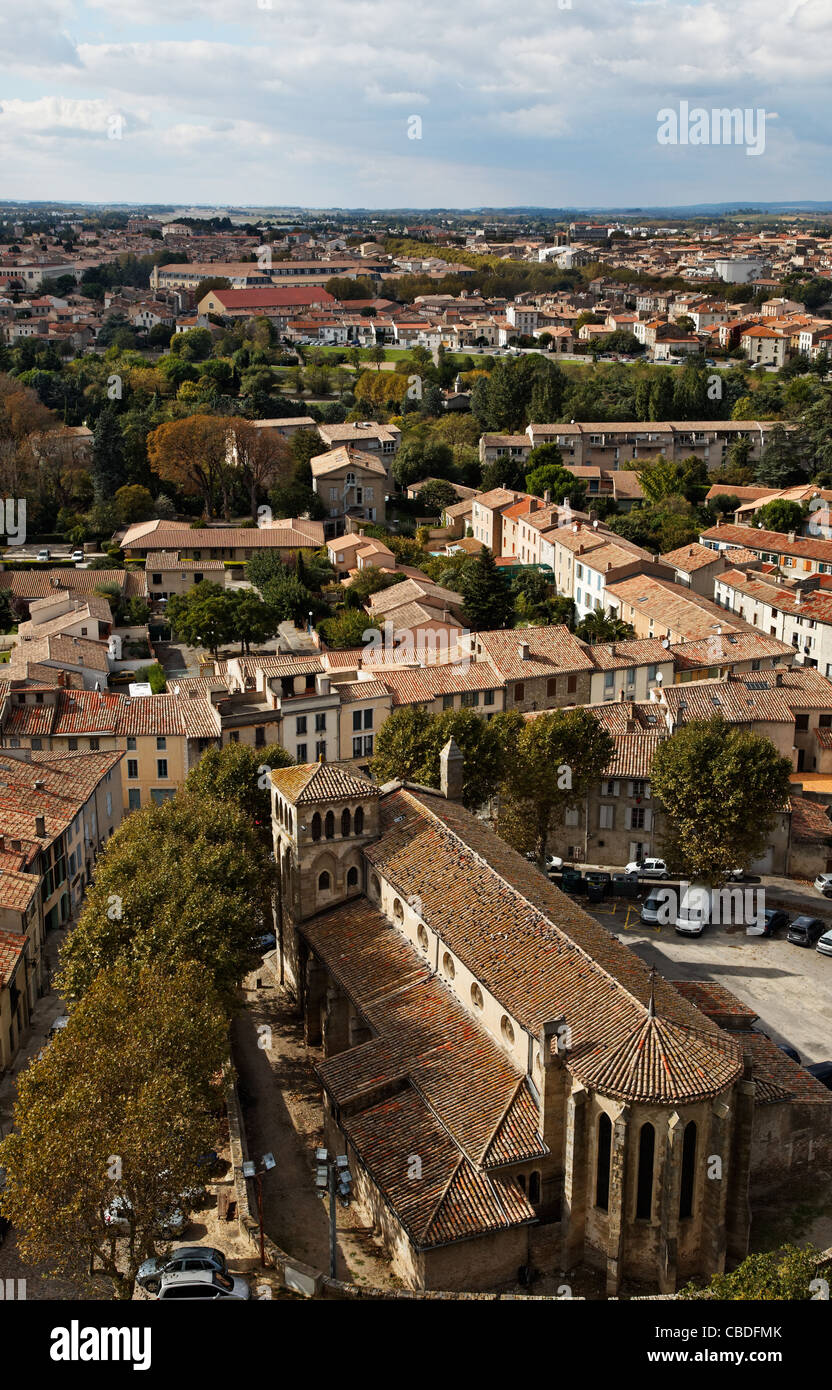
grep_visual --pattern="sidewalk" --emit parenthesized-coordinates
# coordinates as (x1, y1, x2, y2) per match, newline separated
(0, 924, 70, 1139)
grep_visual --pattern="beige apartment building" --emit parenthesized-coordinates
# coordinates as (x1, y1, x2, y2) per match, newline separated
(479, 420, 788, 472)
(311, 446, 387, 538)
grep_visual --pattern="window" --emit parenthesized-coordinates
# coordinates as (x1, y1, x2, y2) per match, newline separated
(820, 714, 832, 729)
(679, 1121, 697, 1220)
(315, 713, 326, 732)
(296, 743, 307, 762)
(311, 812, 321, 841)
(460, 690, 479, 708)
(128, 788, 141, 811)
(157, 759, 168, 779)
(483, 689, 495, 706)
(528, 1171, 541, 1204)
(514, 682, 525, 702)
(363, 735, 373, 756)
(596, 1113, 612, 1210)
(501, 1015, 515, 1046)
(603, 779, 619, 797)
(565, 808, 579, 827)
(341, 808, 351, 837)
(417, 924, 429, 953)
(599, 804, 614, 829)
(296, 715, 307, 736)
(795, 714, 809, 731)
(363, 708, 373, 729)
(31, 738, 42, 751)
(636, 1123, 655, 1220)
(442, 694, 454, 710)
(470, 982, 484, 1010)
(324, 811, 334, 839)
(89, 738, 100, 751)
(604, 671, 615, 694)
(315, 740, 327, 760)
(255, 726, 265, 747)
(156, 737, 167, 751)
(151, 789, 175, 804)
(354, 806, 364, 834)
(152, 573, 162, 587)
(442, 952, 455, 979)
(67, 736, 78, 751)
(127, 759, 139, 780)
(352, 736, 363, 758)
(317, 871, 330, 892)
(229, 731, 240, 743)
(393, 897, 404, 922)
(567, 673, 577, 694)
(352, 710, 362, 732)
(127, 737, 137, 751)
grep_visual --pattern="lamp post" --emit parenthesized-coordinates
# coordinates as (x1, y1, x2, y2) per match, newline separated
(314, 1148, 352, 1278)
(242, 1152, 275, 1268)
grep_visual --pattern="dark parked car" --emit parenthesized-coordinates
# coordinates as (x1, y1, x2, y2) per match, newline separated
(137, 1246, 228, 1294)
(585, 871, 612, 889)
(748, 909, 789, 938)
(806, 1061, 832, 1091)
(561, 868, 583, 892)
(787, 916, 826, 947)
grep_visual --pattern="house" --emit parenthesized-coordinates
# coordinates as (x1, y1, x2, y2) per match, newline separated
(120, 519, 325, 564)
(472, 624, 596, 712)
(310, 446, 387, 537)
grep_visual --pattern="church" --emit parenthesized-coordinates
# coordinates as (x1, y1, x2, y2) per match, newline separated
(269, 744, 832, 1294)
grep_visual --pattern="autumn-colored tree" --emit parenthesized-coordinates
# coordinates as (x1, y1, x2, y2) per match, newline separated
(146, 413, 237, 517)
(230, 419, 292, 519)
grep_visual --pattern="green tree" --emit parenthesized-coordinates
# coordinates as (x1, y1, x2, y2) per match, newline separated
(497, 709, 615, 867)
(167, 583, 236, 656)
(318, 608, 381, 649)
(0, 959, 227, 1300)
(228, 590, 280, 653)
(525, 463, 586, 509)
(416, 479, 459, 514)
(753, 499, 805, 534)
(650, 718, 793, 884)
(459, 546, 514, 631)
(370, 706, 524, 808)
(58, 791, 272, 1007)
(113, 484, 154, 526)
(185, 741, 294, 832)
(680, 1246, 825, 1301)
(574, 609, 634, 643)
(91, 406, 126, 503)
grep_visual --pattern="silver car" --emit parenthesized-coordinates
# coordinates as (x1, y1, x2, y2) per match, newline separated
(156, 1270, 250, 1300)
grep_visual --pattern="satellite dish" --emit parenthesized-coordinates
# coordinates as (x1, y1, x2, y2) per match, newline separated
(661, 638, 670, 648)
(656, 671, 663, 683)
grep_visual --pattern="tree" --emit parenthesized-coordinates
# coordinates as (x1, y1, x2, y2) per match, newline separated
(497, 709, 615, 867)
(185, 741, 294, 832)
(246, 550, 286, 593)
(574, 609, 634, 643)
(459, 547, 514, 631)
(146, 415, 236, 518)
(650, 718, 793, 884)
(525, 462, 586, 509)
(260, 572, 317, 625)
(680, 1246, 825, 1301)
(91, 407, 126, 503)
(318, 608, 381, 649)
(753, 499, 805, 534)
(371, 707, 524, 808)
(58, 791, 273, 1008)
(167, 583, 236, 656)
(416, 479, 458, 514)
(113, 484, 154, 526)
(756, 425, 805, 488)
(0, 959, 226, 1301)
(228, 590, 280, 653)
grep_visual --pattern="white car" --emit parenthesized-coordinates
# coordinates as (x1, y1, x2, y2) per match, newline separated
(156, 1270, 250, 1301)
(546, 854, 563, 872)
(816, 929, 832, 958)
(624, 858, 669, 879)
(36, 548, 51, 562)
(814, 873, 832, 898)
(70, 549, 84, 563)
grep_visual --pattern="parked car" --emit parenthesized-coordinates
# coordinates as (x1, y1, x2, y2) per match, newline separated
(814, 873, 832, 897)
(108, 670, 136, 687)
(70, 549, 85, 563)
(137, 1246, 227, 1294)
(747, 908, 789, 938)
(806, 1061, 832, 1091)
(546, 854, 563, 872)
(675, 883, 712, 936)
(48, 1015, 69, 1038)
(36, 548, 51, 562)
(640, 892, 666, 925)
(816, 928, 832, 958)
(624, 857, 669, 879)
(257, 932, 276, 952)
(156, 1270, 250, 1301)
(787, 915, 826, 947)
(726, 867, 746, 882)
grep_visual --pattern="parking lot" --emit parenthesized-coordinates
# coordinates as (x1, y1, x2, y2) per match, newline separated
(576, 889, 832, 1065)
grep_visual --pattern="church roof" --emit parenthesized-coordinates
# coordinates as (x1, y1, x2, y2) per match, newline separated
(270, 761, 378, 805)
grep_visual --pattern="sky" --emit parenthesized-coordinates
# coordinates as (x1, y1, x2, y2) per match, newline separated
(1, 0, 831, 209)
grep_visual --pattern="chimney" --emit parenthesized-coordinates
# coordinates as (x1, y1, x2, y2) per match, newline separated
(787, 530, 796, 544)
(439, 737, 464, 801)
(35, 814, 46, 837)
(518, 640, 530, 661)
(543, 489, 553, 505)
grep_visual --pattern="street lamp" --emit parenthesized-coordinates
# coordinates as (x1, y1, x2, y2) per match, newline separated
(243, 1151, 275, 1268)
(314, 1147, 352, 1278)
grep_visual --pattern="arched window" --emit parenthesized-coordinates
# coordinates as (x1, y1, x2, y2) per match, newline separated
(470, 982, 484, 1010)
(311, 812, 321, 842)
(529, 1171, 541, 1205)
(501, 1015, 515, 1046)
(318, 871, 330, 892)
(354, 805, 364, 835)
(370, 873, 380, 900)
(324, 811, 334, 839)
(392, 897, 404, 922)
(341, 808, 351, 837)
(517, 1173, 526, 1193)
(442, 952, 455, 979)
(417, 924, 429, 953)
(595, 1113, 612, 1211)
(679, 1121, 697, 1220)
(347, 866, 359, 889)
(636, 1122, 655, 1220)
